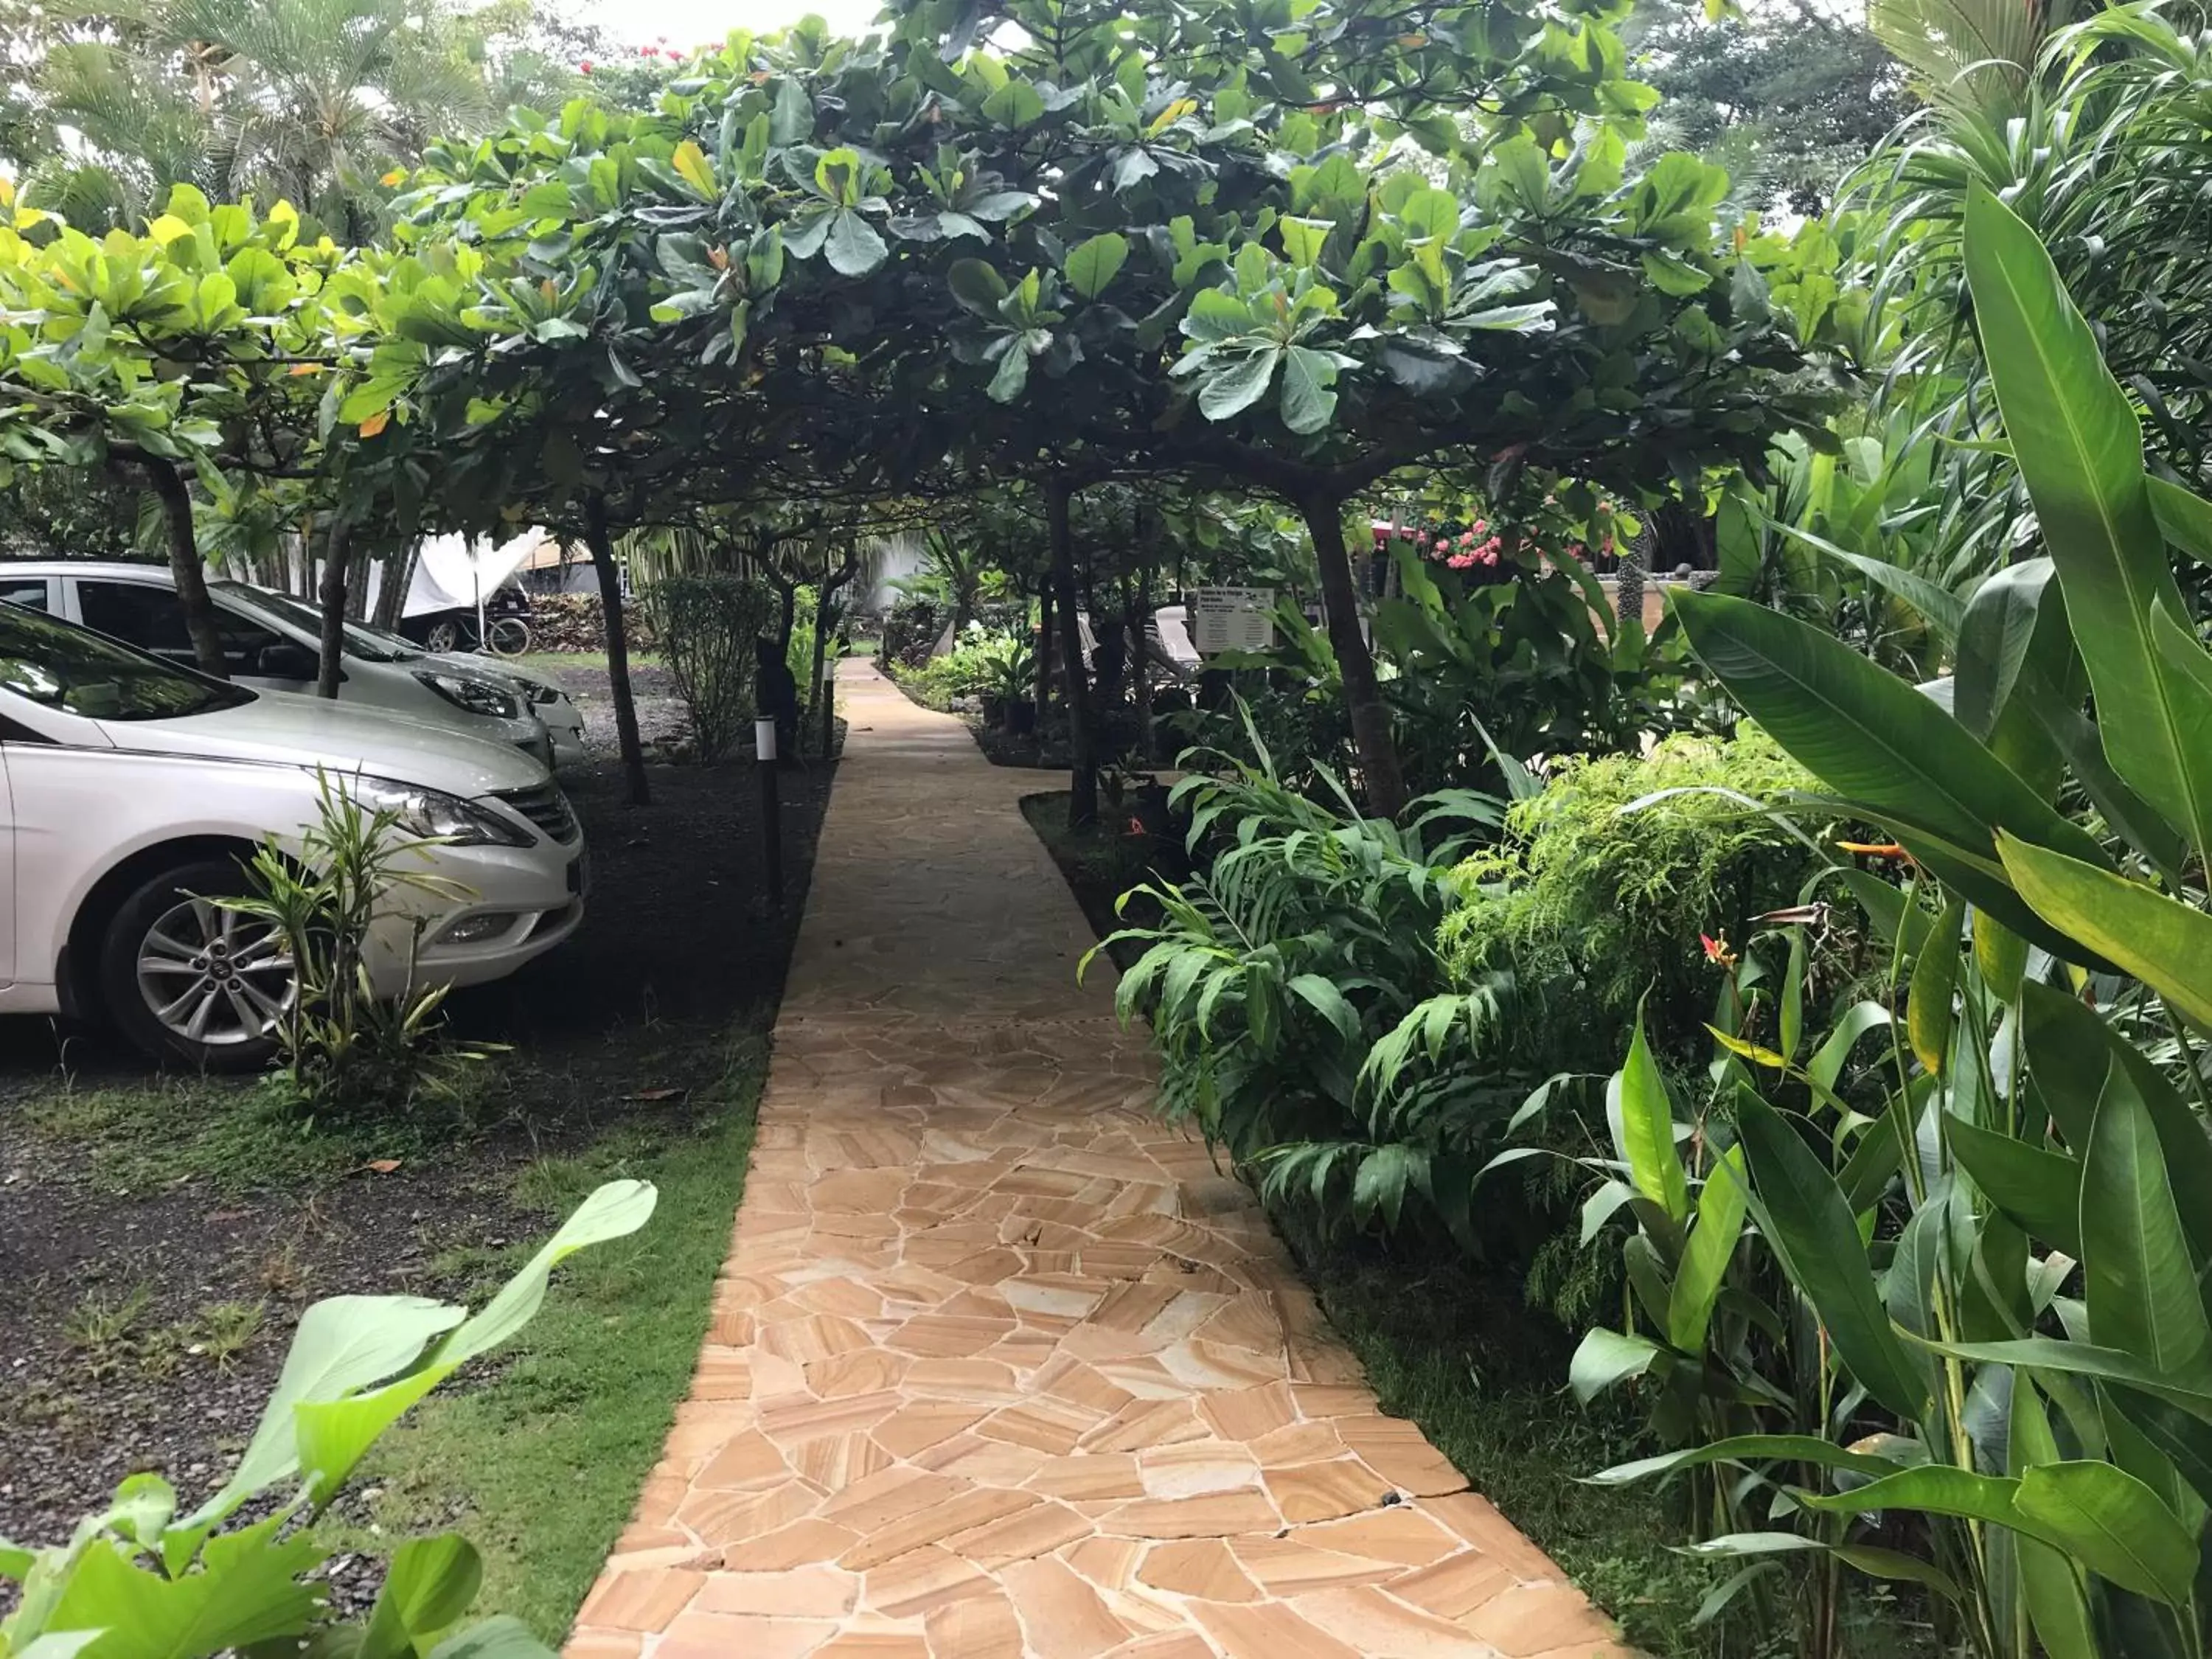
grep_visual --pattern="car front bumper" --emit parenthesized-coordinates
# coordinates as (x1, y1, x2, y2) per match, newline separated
(366, 838, 585, 993)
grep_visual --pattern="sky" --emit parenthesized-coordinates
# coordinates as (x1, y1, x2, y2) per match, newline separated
(578, 0, 885, 49)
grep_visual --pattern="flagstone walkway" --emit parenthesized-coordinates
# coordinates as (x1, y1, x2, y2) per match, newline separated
(566, 661, 1630, 1659)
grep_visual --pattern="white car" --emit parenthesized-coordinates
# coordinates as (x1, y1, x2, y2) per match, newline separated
(0, 602, 586, 1068)
(0, 560, 557, 771)
(317, 609, 588, 769)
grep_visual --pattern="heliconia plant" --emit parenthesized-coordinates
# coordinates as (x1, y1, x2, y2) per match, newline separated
(1541, 181, 2212, 1658)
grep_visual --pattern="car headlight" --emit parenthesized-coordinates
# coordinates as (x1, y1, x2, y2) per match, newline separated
(355, 778, 535, 847)
(415, 671, 521, 721)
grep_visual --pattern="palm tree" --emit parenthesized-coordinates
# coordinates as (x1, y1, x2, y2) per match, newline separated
(30, 0, 495, 235)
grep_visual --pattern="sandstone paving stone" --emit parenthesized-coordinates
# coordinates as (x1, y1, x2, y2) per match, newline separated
(560, 664, 1631, 1659)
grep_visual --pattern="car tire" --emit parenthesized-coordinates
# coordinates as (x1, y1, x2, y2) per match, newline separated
(423, 618, 463, 653)
(98, 857, 291, 1072)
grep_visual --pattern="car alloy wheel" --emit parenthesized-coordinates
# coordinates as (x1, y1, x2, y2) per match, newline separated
(424, 618, 463, 653)
(134, 896, 294, 1049)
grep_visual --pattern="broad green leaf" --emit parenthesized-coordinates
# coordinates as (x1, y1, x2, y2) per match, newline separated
(1955, 558, 2056, 742)
(1999, 833, 2212, 1031)
(362, 1534, 481, 1659)
(1667, 1147, 1746, 1352)
(1672, 589, 2108, 872)
(947, 258, 1007, 317)
(48, 1519, 323, 1659)
(176, 1295, 462, 1532)
(1735, 1090, 1927, 1418)
(1568, 1328, 1659, 1402)
(1588, 1433, 1914, 1487)
(1194, 347, 1279, 422)
(2081, 1057, 2212, 1380)
(1906, 900, 1961, 1075)
(1798, 1464, 2030, 1535)
(1945, 1118, 2081, 1256)
(1965, 181, 2212, 860)
(2016, 1461, 2199, 1605)
(981, 78, 1046, 128)
(1287, 973, 1357, 1044)
(2010, 1385, 2098, 1659)
(292, 1182, 655, 1506)
(822, 211, 886, 277)
(2149, 474, 2212, 568)
(1278, 346, 1340, 435)
(1616, 1017, 1688, 1222)
(1921, 1336, 2212, 1423)
(1781, 523, 1965, 643)
(1062, 232, 1128, 299)
(1676, 1533, 1961, 1600)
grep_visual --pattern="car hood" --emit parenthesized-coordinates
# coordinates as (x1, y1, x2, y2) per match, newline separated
(97, 690, 550, 797)
(425, 650, 565, 698)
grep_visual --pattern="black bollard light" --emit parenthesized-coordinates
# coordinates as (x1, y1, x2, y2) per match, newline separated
(756, 714, 784, 911)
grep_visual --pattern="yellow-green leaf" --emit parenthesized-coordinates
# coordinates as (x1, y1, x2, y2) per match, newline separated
(1997, 832, 2212, 1030)
(671, 139, 716, 200)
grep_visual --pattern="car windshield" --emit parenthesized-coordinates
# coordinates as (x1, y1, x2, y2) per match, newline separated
(0, 601, 254, 720)
(216, 583, 422, 663)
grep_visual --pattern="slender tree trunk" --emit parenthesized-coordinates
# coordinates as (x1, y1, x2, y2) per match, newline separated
(316, 518, 351, 700)
(1300, 489, 1406, 819)
(134, 456, 227, 679)
(343, 536, 372, 622)
(810, 549, 855, 757)
(1615, 529, 1649, 636)
(374, 540, 418, 629)
(1130, 529, 1155, 763)
(1048, 478, 1099, 830)
(1034, 577, 1054, 734)
(583, 496, 650, 807)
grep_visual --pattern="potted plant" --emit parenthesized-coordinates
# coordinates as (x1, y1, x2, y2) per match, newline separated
(986, 635, 1037, 732)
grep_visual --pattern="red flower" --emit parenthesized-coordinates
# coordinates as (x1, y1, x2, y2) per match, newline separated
(580, 58, 593, 71)
(1700, 933, 1739, 967)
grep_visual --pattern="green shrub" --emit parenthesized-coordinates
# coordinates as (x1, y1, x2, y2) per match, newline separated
(220, 773, 498, 1121)
(1439, 727, 1840, 1060)
(644, 572, 777, 761)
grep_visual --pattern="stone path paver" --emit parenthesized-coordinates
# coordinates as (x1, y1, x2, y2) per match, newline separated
(567, 661, 1630, 1659)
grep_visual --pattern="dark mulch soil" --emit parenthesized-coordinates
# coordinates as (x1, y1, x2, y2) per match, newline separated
(1016, 789, 1194, 974)
(0, 661, 834, 1600)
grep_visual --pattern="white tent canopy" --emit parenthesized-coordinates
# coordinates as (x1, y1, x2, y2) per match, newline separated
(406, 529, 543, 618)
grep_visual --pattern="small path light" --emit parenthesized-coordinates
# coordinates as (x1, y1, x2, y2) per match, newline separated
(756, 715, 783, 911)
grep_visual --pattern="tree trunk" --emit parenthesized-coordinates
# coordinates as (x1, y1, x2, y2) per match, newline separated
(1301, 490, 1406, 820)
(1034, 577, 1054, 734)
(1615, 529, 1649, 636)
(1048, 478, 1099, 830)
(374, 540, 418, 629)
(316, 518, 351, 700)
(1130, 531, 1155, 764)
(343, 535, 372, 622)
(810, 548, 855, 758)
(136, 456, 227, 679)
(583, 495, 650, 806)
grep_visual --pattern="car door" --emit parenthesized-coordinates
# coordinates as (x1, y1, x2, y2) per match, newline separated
(72, 577, 306, 686)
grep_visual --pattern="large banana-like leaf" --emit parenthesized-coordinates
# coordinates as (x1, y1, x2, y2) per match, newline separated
(1666, 1146, 1747, 1353)
(1964, 181, 2212, 861)
(1613, 1015, 1688, 1223)
(1672, 589, 2108, 873)
(1998, 833, 2212, 1032)
(1944, 1117, 2081, 1256)
(1734, 1090, 1928, 1419)
(2081, 1061, 2212, 1382)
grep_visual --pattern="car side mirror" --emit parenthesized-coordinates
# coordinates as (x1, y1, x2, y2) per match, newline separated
(254, 641, 321, 680)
